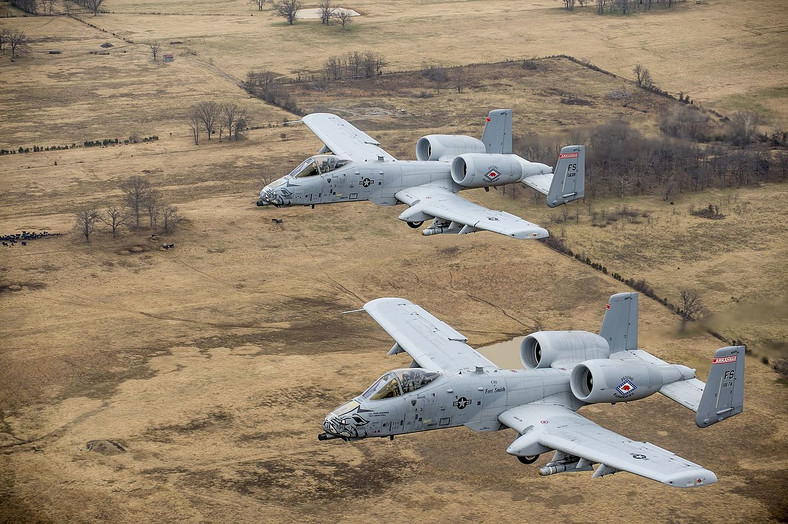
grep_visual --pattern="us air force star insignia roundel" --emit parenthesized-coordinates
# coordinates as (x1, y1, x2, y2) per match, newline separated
(361, 178, 372, 187)
(453, 397, 470, 410)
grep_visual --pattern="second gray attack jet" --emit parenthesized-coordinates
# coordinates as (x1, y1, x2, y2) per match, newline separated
(319, 293, 745, 488)
(258, 110, 585, 240)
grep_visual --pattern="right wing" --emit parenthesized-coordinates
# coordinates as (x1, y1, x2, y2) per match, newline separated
(363, 297, 498, 372)
(498, 404, 717, 488)
(396, 185, 548, 239)
(302, 113, 397, 163)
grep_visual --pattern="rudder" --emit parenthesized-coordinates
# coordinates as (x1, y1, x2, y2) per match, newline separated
(481, 109, 512, 154)
(547, 145, 585, 207)
(696, 346, 745, 428)
(599, 292, 638, 353)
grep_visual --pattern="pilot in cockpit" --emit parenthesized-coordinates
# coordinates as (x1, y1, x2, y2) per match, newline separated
(319, 156, 337, 174)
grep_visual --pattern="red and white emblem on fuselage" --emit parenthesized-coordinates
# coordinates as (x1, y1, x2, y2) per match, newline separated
(484, 168, 501, 183)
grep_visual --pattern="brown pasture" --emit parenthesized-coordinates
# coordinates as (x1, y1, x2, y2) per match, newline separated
(1, 1, 787, 522)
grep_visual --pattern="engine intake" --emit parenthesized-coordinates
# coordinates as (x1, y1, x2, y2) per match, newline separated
(570, 358, 693, 404)
(520, 331, 610, 369)
(416, 135, 485, 161)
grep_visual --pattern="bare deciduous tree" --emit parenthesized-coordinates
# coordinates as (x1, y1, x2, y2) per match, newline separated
(121, 176, 153, 228)
(245, 70, 298, 113)
(101, 205, 129, 238)
(221, 103, 247, 141)
(193, 101, 221, 141)
(41, 0, 56, 14)
(678, 290, 706, 331)
(561, 0, 576, 10)
(728, 110, 762, 146)
(249, 0, 269, 10)
(633, 64, 651, 87)
(453, 67, 466, 94)
(149, 42, 161, 61)
(10, 0, 38, 14)
(7, 30, 31, 60)
(188, 113, 201, 145)
(73, 0, 104, 15)
(275, 0, 302, 25)
(75, 208, 101, 243)
(145, 189, 161, 231)
(319, 0, 335, 24)
(323, 51, 384, 80)
(161, 206, 182, 233)
(336, 9, 352, 29)
(234, 111, 249, 140)
(659, 105, 711, 141)
(0, 28, 8, 53)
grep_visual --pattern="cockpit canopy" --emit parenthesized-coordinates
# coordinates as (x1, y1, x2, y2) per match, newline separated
(287, 155, 349, 178)
(362, 368, 441, 401)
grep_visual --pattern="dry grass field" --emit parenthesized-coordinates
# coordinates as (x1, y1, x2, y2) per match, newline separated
(1, 0, 787, 522)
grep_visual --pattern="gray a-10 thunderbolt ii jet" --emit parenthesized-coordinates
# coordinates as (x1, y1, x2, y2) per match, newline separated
(258, 110, 585, 240)
(319, 293, 745, 488)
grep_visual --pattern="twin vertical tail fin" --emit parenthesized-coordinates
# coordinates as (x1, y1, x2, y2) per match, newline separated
(599, 292, 638, 353)
(482, 110, 584, 207)
(481, 109, 513, 154)
(599, 292, 745, 428)
(696, 346, 745, 428)
(547, 145, 585, 207)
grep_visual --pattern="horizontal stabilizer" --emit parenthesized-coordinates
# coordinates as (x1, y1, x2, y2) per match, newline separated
(660, 378, 705, 412)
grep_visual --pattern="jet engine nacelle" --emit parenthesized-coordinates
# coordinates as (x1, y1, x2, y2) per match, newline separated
(416, 135, 486, 162)
(520, 331, 610, 369)
(570, 358, 692, 404)
(451, 154, 546, 188)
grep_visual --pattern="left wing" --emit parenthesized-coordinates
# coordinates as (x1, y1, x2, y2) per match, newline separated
(363, 297, 498, 372)
(499, 404, 717, 488)
(302, 113, 397, 163)
(396, 185, 548, 240)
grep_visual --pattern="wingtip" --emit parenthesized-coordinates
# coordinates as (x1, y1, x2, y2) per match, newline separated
(663, 469, 718, 488)
(513, 227, 549, 240)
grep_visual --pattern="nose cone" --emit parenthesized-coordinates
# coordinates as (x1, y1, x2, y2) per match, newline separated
(322, 413, 361, 439)
(319, 400, 366, 440)
(257, 187, 273, 206)
(257, 178, 286, 206)
(323, 415, 340, 436)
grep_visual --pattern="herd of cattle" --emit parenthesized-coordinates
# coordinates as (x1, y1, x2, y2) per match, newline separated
(1, 231, 59, 247)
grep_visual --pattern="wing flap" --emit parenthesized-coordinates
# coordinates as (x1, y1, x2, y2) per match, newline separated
(364, 298, 498, 372)
(498, 404, 716, 488)
(395, 186, 548, 240)
(302, 113, 396, 162)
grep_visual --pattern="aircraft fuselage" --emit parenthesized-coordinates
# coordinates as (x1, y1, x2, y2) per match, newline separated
(320, 367, 580, 442)
(258, 159, 463, 208)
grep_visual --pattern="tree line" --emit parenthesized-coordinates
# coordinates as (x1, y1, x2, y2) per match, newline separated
(187, 102, 249, 145)
(10, 0, 103, 15)
(323, 50, 385, 81)
(518, 120, 788, 201)
(560, 0, 686, 13)
(244, 70, 301, 115)
(74, 176, 181, 242)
